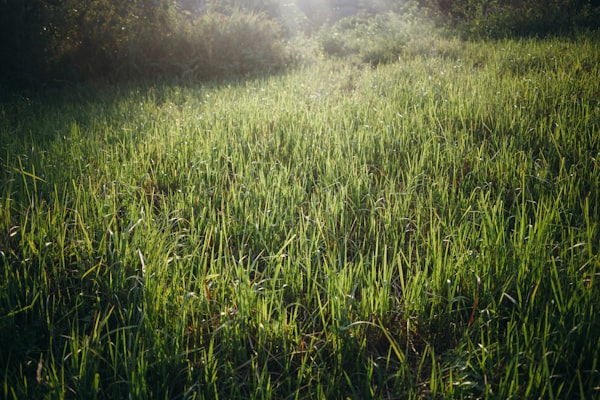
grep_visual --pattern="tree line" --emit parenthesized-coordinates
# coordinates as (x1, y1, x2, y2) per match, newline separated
(419, 0, 600, 38)
(0, 0, 290, 89)
(1, 0, 598, 90)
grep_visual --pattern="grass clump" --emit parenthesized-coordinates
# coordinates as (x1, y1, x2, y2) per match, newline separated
(1, 31, 600, 399)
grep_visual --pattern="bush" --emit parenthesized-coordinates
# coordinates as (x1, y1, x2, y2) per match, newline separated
(1, 1, 295, 86)
(77, 8, 293, 81)
(180, 11, 292, 78)
(45, 0, 143, 81)
(318, 10, 440, 65)
(318, 13, 406, 65)
(418, 0, 600, 39)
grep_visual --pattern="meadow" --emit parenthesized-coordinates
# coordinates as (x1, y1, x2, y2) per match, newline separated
(1, 32, 599, 399)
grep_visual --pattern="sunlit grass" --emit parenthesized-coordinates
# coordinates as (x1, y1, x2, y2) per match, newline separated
(1, 32, 599, 399)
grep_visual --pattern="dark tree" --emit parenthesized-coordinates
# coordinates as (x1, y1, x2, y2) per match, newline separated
(0, 0, 55, 89)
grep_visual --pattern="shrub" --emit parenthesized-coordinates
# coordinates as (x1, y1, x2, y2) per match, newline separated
(418, 0, 600, 39)
(318, 10, 441, 65)
(4, 1, 294, 85)
(96, 8, 293, 81)
(191, 11, 292, 78)
(46, 0, 144, 81)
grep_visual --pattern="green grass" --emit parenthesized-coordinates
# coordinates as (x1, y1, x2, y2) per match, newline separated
(1, 32, 599, 399)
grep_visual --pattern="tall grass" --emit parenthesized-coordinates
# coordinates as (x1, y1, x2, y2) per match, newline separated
(1, 32, 599, 398)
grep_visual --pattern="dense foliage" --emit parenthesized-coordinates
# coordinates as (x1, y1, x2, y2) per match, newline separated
(0, 0, 293, 90)
(318, 4, 439, 65)
(418, 0, 600, 38)
(1, 0, 598, 90)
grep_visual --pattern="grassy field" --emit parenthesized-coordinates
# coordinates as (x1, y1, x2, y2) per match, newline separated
(1, 32, 599, 399)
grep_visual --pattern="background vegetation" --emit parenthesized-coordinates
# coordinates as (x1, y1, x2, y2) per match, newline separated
(0, 0, 293, 89)
(1, 0, 599, 399)
(417, 0, 600, 38)
(1, 0, 599, 90)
